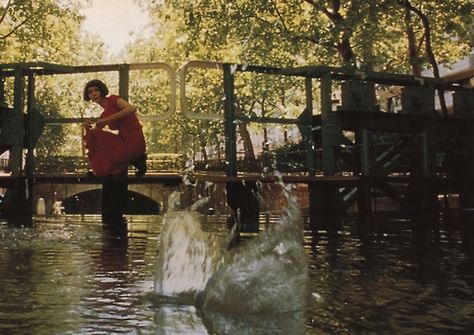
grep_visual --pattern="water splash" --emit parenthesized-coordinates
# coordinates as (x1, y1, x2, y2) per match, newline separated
(154, 191, 309, 315)
(153, 210, 226, 298)
(198, 196, 308, 314)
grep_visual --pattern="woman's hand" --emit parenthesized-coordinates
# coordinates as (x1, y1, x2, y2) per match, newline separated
(83, 119, 93, 131)
(95, 118, 107, 129)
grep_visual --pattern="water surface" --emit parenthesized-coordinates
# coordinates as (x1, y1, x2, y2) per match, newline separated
(0, 212, 473, 334)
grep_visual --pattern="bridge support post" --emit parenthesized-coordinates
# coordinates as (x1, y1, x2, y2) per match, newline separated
(226, 181, 260, 233)
(406, 122, 438, 238)
(0, 178, 33, 226)
(308, 72, 344, 229)
(459, 138, 474, 258)
(101, 179, 128, 233)
(409, 177, 438, 238)
(222, 64, 261, 234)
(308, 182, 344, 229)
(356, 128, 372, 217)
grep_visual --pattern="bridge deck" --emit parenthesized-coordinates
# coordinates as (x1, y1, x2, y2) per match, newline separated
(0, 173, 363, 188)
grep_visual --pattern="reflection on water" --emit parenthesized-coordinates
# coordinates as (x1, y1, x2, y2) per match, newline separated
(0, 211, 474, 334)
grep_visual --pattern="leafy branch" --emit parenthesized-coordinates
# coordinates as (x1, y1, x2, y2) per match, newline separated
(0, 0, 31, 40)
(396, 0, 448, 116)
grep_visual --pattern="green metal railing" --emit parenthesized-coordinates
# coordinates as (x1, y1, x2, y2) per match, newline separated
(179, 60, 317, 176)
(0, 62, 176, 177)
(1, 61, 473, 181)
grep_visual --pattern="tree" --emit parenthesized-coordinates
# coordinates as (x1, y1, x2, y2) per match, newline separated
(0, 0, 30, 40)
(392, 0, 473, 115)
(142, 0, 473, 72)
(129, 1, 312, 162)
(0, 0, 108, 171)
(127, 0, 473, 162)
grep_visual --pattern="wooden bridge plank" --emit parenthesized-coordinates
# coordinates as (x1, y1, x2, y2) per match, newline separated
(0, 174, 361, 188)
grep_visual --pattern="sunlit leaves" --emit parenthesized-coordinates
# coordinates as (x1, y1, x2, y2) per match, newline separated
(126, 0, 473, 159)
(0, 0, 109, 162)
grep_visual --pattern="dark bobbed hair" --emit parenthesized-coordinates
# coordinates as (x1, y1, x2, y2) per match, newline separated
(83, 79, 109, 101)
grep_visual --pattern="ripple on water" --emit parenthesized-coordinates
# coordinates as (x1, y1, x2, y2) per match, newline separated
(1, 208, 474, 334)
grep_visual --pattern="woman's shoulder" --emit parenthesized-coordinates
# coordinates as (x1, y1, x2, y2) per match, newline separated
(107, 95, 124, 110)
(108, 94, 120, 104)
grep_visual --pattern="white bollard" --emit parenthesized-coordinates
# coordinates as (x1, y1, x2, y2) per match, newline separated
(36, 197, 46, 215)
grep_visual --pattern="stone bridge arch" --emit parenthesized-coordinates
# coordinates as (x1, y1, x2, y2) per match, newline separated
(33, 183, 180, 215)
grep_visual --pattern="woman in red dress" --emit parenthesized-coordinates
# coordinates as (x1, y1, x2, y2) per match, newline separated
(83, 79, 147, 177)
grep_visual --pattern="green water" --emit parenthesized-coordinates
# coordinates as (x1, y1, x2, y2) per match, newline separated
(0, 213, 473, 334)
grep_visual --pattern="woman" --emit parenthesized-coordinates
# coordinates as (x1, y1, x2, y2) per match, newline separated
(83, 79, 147, 177)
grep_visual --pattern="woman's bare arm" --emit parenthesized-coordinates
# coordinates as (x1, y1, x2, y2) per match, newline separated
(96, 97, 137, 128)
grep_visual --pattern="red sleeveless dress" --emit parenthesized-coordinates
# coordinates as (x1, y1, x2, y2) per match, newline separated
(84, 95, 146, 176)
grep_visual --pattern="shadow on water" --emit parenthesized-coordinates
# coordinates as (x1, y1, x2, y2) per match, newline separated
(100, 213, 129, 272)
(0, 213, 33, 228)
(304, 208, 474, 335)
(2, 189, 474, 334)
(199, 309, 306, 335)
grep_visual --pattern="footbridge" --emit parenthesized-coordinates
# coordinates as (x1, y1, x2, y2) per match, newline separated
(1, 60, 474, 255)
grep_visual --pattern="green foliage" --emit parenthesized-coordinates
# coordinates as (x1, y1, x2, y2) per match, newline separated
(1, 0, 473, 169)
(0, 0, 108, 169)
(260, 140, 307, 172)
(0, 0, 93, 63)
(34, 155, 89, 173)
(137, 0, 473, 72)
(125, 0, 473, 162)
(33, 91, 66, 157)
(128, 1, 321, 158)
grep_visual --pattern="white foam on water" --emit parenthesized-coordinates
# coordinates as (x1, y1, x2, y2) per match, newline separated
(153, 210, 226, 297)
(154, 187, 309, 315)
(199, 196, 309, 314)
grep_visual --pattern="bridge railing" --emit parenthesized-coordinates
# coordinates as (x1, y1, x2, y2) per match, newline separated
(179, 61, 318, 176)
(0, 62, 178, 177)
(179, 61, 474, 177)
(42, 62, 177, 125)
(1, 61, 473, 179)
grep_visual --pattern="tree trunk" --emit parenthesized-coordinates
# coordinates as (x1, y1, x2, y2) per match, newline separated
(200, 141, 208, 164)
(305, 0, 355, 66)
(399, 0, 448, 116)
(404, 8, 422, 77)
(235, 106, 256, 167)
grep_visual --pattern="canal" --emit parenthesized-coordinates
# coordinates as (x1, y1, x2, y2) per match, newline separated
(0, 209, 473, 334)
